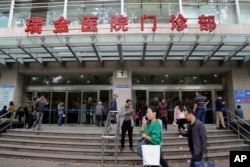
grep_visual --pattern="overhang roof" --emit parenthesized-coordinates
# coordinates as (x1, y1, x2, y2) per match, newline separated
(0, 33, 250, 68)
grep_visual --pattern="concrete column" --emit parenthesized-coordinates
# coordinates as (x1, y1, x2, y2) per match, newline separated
(112, 69, 132, 110)
(0, 67, 24, 108)
(226, 66, 250, 120)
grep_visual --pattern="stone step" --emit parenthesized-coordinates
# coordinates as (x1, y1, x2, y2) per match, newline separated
(0, 137, 245, 151)
(0, 132, 238, 144)
(7, 128, 233, 138)
(0, 150, 230, 164)
(0, 143, 248, 157)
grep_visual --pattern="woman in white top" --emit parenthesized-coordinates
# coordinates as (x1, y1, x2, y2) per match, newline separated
(172, 100, 187, 138)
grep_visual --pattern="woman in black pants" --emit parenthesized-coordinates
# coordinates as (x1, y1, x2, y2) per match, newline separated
(173, 100, 187, 138)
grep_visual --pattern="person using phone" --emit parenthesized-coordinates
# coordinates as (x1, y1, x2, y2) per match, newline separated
(140, 106, 169, 167)
(118, 99, 135, 152)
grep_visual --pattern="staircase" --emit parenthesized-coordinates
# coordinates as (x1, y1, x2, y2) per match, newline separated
(0, 125, 249, 165)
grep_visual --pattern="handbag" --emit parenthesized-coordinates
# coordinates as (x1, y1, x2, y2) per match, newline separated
(194, 155, 215, 167)
(142, 145, 161, 166)
(137, 139, 147, 158)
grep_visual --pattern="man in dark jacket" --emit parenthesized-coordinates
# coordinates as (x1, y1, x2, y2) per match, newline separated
(180, 109, 208, 167)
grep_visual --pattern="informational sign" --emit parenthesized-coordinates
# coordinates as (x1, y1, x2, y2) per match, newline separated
(234, 90, 250, 103)
(0, 85, 15, 109)
(114, 84, 131, 110)
(116, 70, 128, 79)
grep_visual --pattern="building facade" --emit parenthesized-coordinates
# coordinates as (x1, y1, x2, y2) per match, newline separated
(0, 0, 250, 124)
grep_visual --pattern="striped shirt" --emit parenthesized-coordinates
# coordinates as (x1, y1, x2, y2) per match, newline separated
(194, 95, 208, 107)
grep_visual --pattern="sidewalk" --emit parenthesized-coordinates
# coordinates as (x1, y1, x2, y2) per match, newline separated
(0, 157, 229, 167)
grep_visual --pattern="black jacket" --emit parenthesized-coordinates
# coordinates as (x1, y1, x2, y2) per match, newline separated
(186, 119, 208, 155)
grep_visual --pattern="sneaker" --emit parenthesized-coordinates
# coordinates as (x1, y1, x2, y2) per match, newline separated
(179, 135, 183, 138)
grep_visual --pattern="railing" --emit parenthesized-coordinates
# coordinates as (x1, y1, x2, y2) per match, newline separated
(101, 110, 120, 167)
(0, 112, 13, 133)
(227, 110, 250, 143)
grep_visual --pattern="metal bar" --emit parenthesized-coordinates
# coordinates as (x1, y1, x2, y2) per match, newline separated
(202, 42, 224, 66)
(65, 44, 82, 64)
(183, 42, 199, 63)
(117, 43, 123, 66)
(141, 42, 147, 65)
(91, 43, 103, 65)
(41, 44, 64, 66)
(224, 42, 249, 64)
(162, 42, 173, 63)
(18, 45, 44, 65)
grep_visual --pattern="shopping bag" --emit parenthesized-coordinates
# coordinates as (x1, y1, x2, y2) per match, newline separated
(142, 145, 160, 166)
(137, 139, 147, 158)
(194, 156, 215, 167)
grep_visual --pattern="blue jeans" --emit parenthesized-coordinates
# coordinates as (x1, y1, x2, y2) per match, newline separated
(57, 113, 63, 126)
(195, 107, 206, 123)
(190, 154, 202, 167)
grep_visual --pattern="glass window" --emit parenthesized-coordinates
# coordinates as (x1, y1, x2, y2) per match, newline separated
(0, 1, 11, 28)
(125, 0, 179, 24)
(132, 74, 222, 85)
(67, 0, 120, 25)
(217, 0, 237, 24)
(24, 74, 112, 86)
(182, 0, 236, 24)
(239, 0, 250, 24)
(13, 0, 64, 27)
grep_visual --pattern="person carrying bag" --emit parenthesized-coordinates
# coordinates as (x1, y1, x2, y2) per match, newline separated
(138, 106, 169, 167)
(194, 155, 215, 167)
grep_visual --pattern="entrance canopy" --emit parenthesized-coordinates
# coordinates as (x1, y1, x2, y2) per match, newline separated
(0, 32, 250, 68)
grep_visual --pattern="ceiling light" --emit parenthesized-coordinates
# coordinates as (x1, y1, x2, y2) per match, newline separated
(165, 75, 168, 77)
(214, 74, 218, 77)
(81, 75, 84, 78)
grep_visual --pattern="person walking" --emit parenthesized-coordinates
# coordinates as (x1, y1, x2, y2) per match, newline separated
(193, 90, 209, 123)
(32, 94, 49, 131)
(179, 109, 208, 167)
(57, 102, 64, 126)
(118, 99, 135, 152)
(215, 95, 226, 129)
(109, 94, 118, 124)
(95, 101, 105, 127)
(172, 100, 187, 138)
(157, 99, 168, 131)
(140, 106, 169, 167)
(24, 98, 34, 129)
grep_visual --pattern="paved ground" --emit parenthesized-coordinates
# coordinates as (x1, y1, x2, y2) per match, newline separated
(0, 157, 229, 167)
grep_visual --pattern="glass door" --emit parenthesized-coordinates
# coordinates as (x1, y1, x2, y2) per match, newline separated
(82, 92, 97, 124)
(67, 92, 82, 124)
(100, 90, 110, 122)
(36, 92, 52, 124)
(148, 91, 164, 107)
(51, 92, 66, 124)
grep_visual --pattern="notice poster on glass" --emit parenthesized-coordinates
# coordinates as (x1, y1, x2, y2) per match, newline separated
(0, 85, 15, 109)
(234, 90, 250, 103)
(114, 85, 131, 110)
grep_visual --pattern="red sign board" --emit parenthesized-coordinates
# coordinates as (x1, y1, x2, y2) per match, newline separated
(24, 14, 217, 34)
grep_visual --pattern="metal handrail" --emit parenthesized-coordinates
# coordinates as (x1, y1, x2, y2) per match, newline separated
(0, 112, 13, 133)
(227, 110, 250, 142)
(101, 110, 120, 167)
